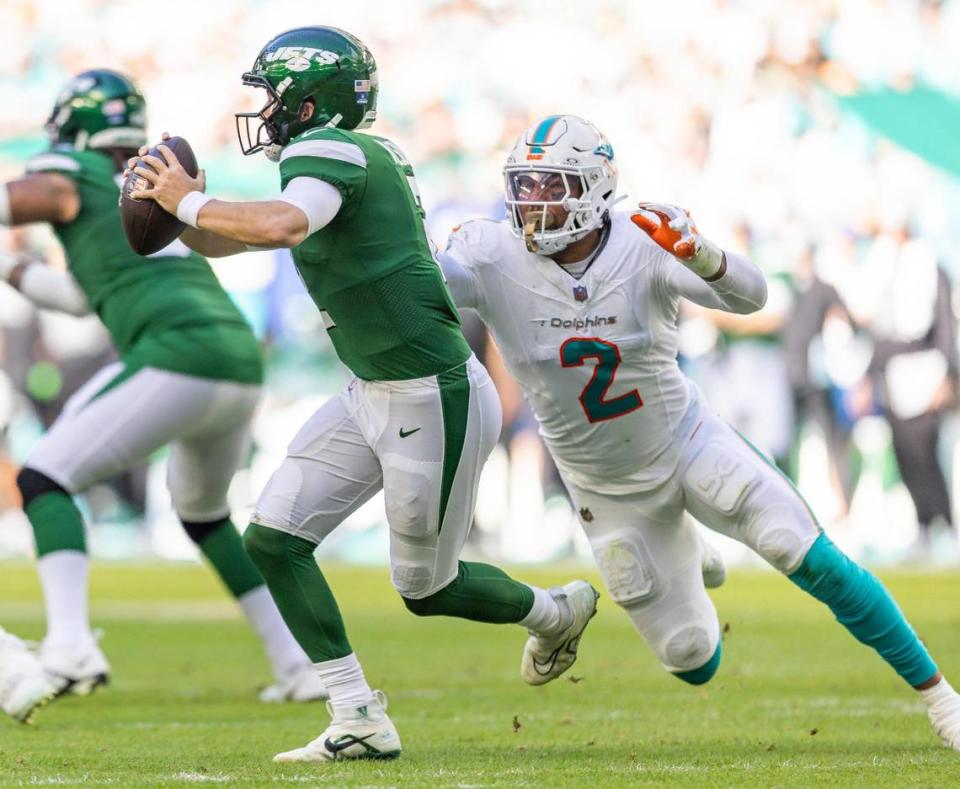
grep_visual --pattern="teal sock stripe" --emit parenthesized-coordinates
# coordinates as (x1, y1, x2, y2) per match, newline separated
(788, 533, 938, 687)
(674, 641, 722, 686)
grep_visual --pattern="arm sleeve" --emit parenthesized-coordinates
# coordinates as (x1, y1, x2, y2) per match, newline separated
(276, 176, 343, 238)
(17, 263, 91, 316)
(437, 251, 481, 310)
(661, 250, 768, 314)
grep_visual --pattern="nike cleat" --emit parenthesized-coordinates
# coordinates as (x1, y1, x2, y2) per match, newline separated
(521, 580, 600, 686)
(0, 627, 57, 724)
(273, 690, 401, 762)
(260, 663, 329, 703)
(40, 632, 111, 697)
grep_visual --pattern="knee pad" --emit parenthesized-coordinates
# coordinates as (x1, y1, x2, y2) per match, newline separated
(663, 624, 717, 675)
(399, 567, 462, 616)
(673, 640, 722, 686)
(591, 533, 658, 607)
(751, 500, 815, 574)
(16, 467, 70, 508)
(391, 561, 440, 600)
(181, 517, 230, 545)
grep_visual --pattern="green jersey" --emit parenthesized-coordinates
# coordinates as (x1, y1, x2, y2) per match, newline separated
(25, 148, 262, 384)
(278, 127, 470, 381)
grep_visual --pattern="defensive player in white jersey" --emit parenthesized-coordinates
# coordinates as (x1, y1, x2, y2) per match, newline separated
(439, 114, 960, 750)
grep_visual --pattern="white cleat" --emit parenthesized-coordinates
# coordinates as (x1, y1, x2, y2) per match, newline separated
(260, 664, 329, 703)
(272, 690, 401, 762)
(700, 536, 727, 589)
(922, 678, 960, 751)
(40, 634, 111, 697)
(521, 580, 600, 686)
(0, 627, 57, 724)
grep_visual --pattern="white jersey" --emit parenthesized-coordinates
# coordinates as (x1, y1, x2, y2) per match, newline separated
(442, 211, 767, 494)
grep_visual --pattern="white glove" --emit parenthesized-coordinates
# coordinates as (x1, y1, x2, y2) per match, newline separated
(631, 202, 724, 279)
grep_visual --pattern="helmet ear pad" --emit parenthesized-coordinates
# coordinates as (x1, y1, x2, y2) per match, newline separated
(298, 99, 316, 123)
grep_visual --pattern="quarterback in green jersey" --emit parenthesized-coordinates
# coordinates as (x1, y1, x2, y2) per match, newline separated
(0, 70, 326, 724)
(130, 26, 598, 762)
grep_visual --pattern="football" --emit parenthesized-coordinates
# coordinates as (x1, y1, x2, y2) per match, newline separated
(119, 136, 198, 256)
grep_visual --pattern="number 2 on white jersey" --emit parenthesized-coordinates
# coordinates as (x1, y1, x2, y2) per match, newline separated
(560, 337, 643, 423)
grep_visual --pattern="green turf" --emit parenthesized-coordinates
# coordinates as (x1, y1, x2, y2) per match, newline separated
(1, 562, 959, 787)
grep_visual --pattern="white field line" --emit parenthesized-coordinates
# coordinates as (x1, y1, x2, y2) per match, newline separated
(0, 601, 242, 622)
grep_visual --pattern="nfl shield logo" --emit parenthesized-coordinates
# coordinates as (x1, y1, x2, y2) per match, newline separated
(573, 285, 588, 302)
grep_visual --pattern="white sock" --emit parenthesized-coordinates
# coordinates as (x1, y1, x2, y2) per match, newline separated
(519, 586, 564, 635)
(314, 653, 375, 717)
(238, 585, 310, 679)
(38, 550, 92, 649)
(920, 677, 956, 709)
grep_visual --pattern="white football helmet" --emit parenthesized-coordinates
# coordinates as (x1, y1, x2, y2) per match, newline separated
(503, 115, 619, 255)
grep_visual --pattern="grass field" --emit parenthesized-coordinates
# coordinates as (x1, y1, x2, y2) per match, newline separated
(1, 562, 959, 787)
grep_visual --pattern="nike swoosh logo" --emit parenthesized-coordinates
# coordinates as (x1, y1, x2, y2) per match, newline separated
(533, 646, 563, 675)
(324, 733, 376, 755)
(399, 427, 421, 438)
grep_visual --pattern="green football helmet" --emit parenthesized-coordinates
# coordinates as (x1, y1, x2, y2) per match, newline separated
(46, 69, 147, 151)
(236, 26, 378, 161)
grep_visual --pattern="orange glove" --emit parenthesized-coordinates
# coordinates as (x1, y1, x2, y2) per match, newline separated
(631, 202, 723, 279)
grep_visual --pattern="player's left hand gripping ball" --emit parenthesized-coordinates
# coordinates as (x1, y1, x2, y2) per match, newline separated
(129, 143, 205, 215)
(631, 202, 724, 279)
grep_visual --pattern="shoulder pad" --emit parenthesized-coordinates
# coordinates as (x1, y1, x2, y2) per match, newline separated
(280, 127, 366, 168)
(446, 218, 507, 265)
(25, 151, 83, 175)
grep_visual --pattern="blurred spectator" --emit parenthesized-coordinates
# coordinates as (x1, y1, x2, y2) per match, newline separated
(783, 244, 861, 515)
(692, 223, 795, 469)
(857, 225, 959, 553)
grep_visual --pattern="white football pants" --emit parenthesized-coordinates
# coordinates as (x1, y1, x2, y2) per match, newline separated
(27, 363, 261, 522)
(567, 405, 820, 673)
(251, 355, 500, 599)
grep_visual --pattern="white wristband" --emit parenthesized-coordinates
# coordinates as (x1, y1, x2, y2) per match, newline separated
(175, 191, 213, 228)
(684, 237, 724, 279)
(0, 183, 11, 225)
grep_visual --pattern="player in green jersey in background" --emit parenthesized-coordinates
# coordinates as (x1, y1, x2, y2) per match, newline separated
(0, 70, 326, 724)
(130, 27, 599, 762)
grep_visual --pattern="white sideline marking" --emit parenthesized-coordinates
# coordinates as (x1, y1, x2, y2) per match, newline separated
(172, 773, 231, 783)
(0, 601, 241, 622)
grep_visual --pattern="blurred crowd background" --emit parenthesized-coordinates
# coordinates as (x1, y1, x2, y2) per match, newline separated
(3, 0, 960, 568)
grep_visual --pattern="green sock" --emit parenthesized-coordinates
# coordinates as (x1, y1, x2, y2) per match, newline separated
(27, 491, 86, 556)
(243, 523, 352, 662)
(402, 561, 534, 622)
